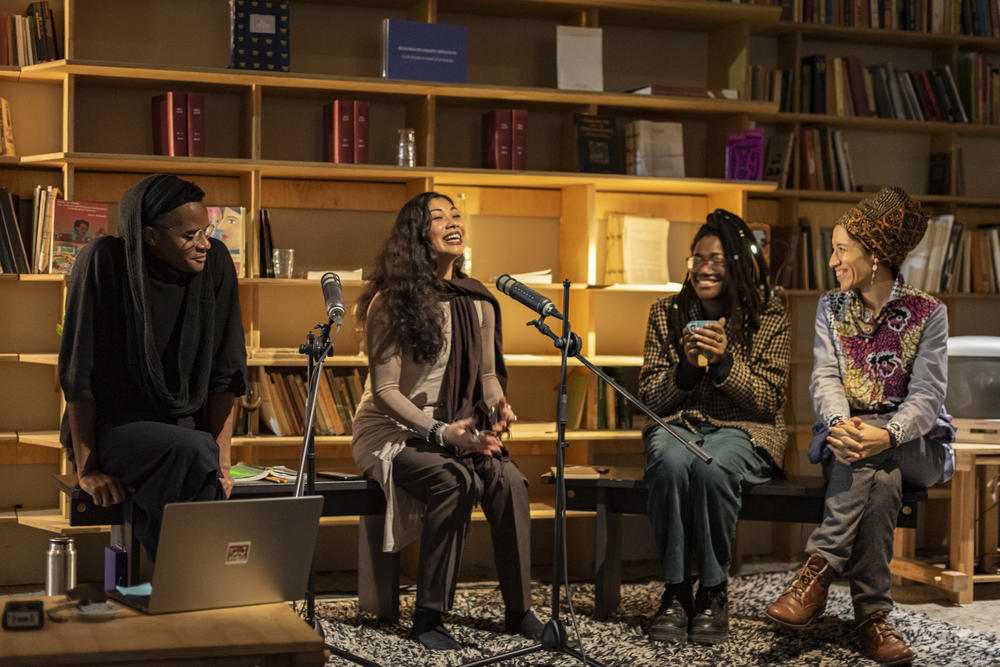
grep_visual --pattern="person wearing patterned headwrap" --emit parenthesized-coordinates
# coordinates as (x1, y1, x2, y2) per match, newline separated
(58, 173, 247, 560)
(766, 187, 955, 665)
(639, 209, 790, 645)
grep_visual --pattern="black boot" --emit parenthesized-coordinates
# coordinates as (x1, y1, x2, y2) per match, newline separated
(410, 606, 460, 650)
(689, 580, 729, 645)
(650, 580, 692, 643)
(505, 609, 545, 640)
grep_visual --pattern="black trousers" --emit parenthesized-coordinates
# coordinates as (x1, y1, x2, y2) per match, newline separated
(392, 439, 533, 614)
(96, 419, 223, 560)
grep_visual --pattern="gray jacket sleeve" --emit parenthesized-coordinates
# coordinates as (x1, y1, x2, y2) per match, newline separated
(809, 296, 850, 427)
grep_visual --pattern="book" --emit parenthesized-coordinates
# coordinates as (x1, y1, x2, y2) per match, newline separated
(229, 0, 290, 72)
(763, 131, 795, 189)
(152, 91, 187, 156)
(624, 120, 684, 178)
(511, 109, 526, 171)
(258, 208, 275, 278)
(556, 25, 603, 91)
(549, 465, 607, 479)
(50, 200, 109, 274)
(353, 100, 370, 164)
(0, 188, 28, 274)
(725, 128, 765, 181)
(0, 96, 14, 156)
(604, 213, 670, 284)
(481, 109, 512, 169)
(627, 84, 738, 99)
(927, 151, 952, 195)
(206, 206, 245, 278)
(186, 93, 204, 157)
(570, 114, 619, 173)
(381, 19, 468, 83)
(305, 268, 363, 281)
(33, 185, 58, 273)
(324, 100, 353, 163)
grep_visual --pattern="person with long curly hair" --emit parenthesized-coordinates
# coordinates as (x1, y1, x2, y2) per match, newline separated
(639, 209, 790, 645)
(766, 187, 954, 665)
(351, 192, 542, 650)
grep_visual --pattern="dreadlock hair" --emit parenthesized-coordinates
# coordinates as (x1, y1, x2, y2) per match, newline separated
(667, 208, 772, 357)
(355, 191, 466, 365)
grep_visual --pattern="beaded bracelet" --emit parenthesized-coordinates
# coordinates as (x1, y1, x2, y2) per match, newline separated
(427, 421, 446, 446)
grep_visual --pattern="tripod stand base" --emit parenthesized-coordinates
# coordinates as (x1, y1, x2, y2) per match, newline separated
(458, 618, 608, 667)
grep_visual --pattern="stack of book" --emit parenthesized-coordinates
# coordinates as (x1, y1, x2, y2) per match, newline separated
(481, 110, 527, 170)
(0, 2, 60, 66)
(565, 368, 635, 431)
(323, 100, 370, 164)
(152, 92, 205, 156)
(258, 367, 366, 437)
(956, 53, 999, 125)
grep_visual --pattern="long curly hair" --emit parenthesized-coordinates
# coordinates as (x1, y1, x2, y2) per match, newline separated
(356, 192, 466, 364)
(667, 209, 773, 355)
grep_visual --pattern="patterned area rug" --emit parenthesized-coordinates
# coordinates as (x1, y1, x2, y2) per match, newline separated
(313, 571, 1000, 666)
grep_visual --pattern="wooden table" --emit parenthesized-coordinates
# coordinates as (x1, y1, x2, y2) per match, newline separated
(949, 442, 1000, 603)
(0, 597, 326, 666)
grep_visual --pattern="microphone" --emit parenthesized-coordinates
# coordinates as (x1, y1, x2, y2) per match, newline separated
(495, 274, 563, 320)
(321, 272, 345, 326)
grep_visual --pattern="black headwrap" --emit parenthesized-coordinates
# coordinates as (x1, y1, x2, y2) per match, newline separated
(118, 173, 215, 417)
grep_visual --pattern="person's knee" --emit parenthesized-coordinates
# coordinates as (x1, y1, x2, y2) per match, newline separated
(690, 460, 739, 498)
(870, 468, 903, 506)
(428, 463, 476, 509)
(165, 430, 218, 461)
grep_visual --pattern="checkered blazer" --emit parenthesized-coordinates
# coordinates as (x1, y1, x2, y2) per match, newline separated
(637, 292, 791, 469)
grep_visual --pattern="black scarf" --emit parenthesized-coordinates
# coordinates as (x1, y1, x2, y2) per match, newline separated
(438, 278, 507, 425)
(118, 174, 215, 417)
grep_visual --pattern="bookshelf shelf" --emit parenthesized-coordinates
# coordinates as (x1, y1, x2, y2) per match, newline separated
(768, 21, 1000, 53)
(18, 152, 778, 194)
(770, 112, 1000, 137)
(759, 190, 1000, 206)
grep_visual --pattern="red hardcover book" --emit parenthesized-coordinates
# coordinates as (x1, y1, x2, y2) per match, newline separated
(152, 91, 187, 156)
(481, 109, 512, 169)
(918, 72, 944, 121)
(186, 92, 204, 157)
(511, 108, 526, 170)
(845, 56, 871, 116)
(324, 100, 353, 163)
(353, 100, 369, 164)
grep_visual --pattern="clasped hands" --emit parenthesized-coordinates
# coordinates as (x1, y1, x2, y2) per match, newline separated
(826, 416, 892, 464)
(682, 317, 728, 367)
(442, 397, 516, 456)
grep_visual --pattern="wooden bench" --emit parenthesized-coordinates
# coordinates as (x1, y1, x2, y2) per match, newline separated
(543, 466, 929, 620)
(54, 473, 401, 622)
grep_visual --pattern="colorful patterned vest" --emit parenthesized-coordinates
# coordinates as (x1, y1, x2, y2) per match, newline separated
(825, 277, 942, 413)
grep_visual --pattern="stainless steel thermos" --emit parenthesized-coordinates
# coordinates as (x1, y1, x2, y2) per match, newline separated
(45, 536, 77, 596)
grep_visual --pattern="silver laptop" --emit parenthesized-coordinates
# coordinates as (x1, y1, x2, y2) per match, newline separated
(110, 495, 323, 614)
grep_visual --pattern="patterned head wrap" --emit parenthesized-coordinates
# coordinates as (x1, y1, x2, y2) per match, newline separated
(836, 186, 928, 270)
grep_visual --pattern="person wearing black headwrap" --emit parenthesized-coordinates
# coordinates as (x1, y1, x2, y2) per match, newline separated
(58, 173, 247, 560)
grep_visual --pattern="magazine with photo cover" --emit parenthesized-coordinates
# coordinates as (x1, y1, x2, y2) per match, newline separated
(50, 200, 110, 274)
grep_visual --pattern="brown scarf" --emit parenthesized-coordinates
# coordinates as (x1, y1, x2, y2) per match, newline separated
(438, 278, 507, 427)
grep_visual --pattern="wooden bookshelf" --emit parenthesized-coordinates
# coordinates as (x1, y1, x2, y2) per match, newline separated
(0, 0, 997, 586)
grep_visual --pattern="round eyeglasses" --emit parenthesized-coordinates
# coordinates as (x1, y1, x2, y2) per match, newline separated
(686, 256, 726, 271)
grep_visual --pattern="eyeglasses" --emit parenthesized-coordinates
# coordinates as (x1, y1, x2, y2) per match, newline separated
(180, 221, 219, 246)
(686, 255, 726, 271)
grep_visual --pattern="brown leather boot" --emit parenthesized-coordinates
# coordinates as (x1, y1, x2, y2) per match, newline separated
(856, 610, 915, 665)
(765, 553, 837, 628)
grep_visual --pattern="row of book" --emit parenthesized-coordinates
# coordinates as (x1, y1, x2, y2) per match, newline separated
(566, 368, 639, 431)
(258, 367, 366, 438)
(775, 0, 1000, 36)
(0, 3, 59, 67)
(801, 55, 993, 125)
(901, 218, 1000, 293)
(746, 66, 795, 113)
(152, 92, 205, 157)
(324, 100, 370, 164)
(481, 109, 527, 170)
(799, 126, 857, 191)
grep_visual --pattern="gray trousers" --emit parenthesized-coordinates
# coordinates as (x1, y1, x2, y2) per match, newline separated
(644, 424, 773, 588)
(392, 439, 533, 614)
(806, 435, 948, 620)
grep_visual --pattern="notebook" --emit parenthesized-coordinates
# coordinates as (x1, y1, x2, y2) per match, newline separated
(109, 495, 323, 614)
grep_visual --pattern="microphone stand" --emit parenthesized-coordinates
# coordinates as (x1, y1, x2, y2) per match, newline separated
(462, 281, 711, 667)
(295, 320, 381, 667)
